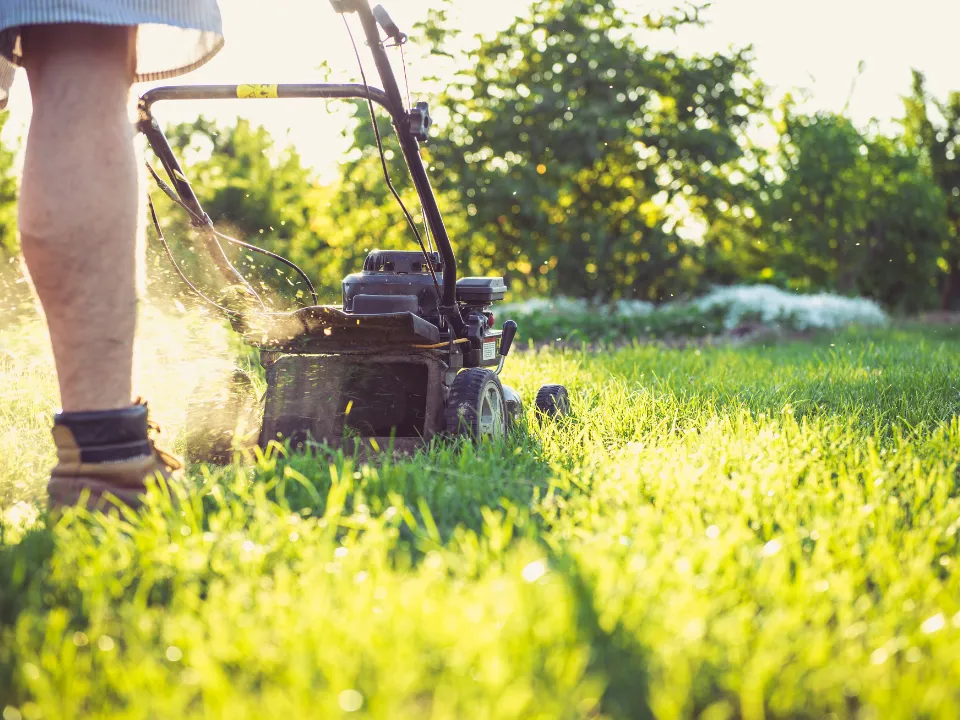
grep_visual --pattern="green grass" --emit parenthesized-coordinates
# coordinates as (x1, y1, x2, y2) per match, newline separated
(3, 313, 960, 719)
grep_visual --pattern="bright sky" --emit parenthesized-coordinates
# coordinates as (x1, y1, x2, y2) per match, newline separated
(5, 0, 960, 176)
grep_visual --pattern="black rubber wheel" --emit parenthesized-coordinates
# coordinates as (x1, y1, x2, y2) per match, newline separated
(185, 369, 262, 464)
(534, 384, 571, 418)
(446, 368, 507, 440)
(502, 384, 524, 429)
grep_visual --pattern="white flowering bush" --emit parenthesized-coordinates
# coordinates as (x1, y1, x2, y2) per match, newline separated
(612, 299, 656, 317)
(498, 285, 888, 342)
(692, 284, 889, 331)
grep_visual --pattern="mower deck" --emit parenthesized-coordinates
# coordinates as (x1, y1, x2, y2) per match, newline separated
(247, 306, 453, 451)
(260, 347, 451, 453)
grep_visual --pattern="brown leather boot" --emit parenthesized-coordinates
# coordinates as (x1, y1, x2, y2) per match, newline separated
(47, 400, 181, 512)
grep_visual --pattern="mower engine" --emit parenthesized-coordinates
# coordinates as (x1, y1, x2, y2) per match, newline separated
(343, 250, 506, 366)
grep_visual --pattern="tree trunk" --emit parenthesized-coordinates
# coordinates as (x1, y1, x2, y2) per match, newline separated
(940, 259, 960, 310)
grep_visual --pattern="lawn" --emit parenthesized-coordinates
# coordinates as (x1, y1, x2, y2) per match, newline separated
(2, 310, 960, 719)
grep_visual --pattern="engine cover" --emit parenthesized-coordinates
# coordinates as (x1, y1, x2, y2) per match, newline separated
(342, 250, 442, 321)
(343, 249, 506, 322)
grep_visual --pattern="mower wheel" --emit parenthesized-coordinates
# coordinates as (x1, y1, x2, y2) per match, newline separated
(534, 384, 571, 419)
(501, 384, 524, 428)
(185, 369, 262, 465)
(446, 368, 507, 441)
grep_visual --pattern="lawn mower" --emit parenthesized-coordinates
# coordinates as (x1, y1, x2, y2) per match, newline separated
(138, 0, 570, 459)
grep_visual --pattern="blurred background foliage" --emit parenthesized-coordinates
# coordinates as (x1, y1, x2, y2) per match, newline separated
(1, 0, 959, 313)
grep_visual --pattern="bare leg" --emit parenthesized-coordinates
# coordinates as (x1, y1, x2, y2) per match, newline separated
(19, 24, 138, 412)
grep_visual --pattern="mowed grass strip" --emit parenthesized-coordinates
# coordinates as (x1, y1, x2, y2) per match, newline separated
(2, 319, 960, 719)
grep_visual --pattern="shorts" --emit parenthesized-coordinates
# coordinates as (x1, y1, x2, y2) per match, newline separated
(0, 0, 224, 108)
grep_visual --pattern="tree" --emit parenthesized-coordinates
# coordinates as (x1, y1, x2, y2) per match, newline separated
(728, 107, 948, 311)
(146, 117, 338, 308)
(903, 71, 960, 309)
(329, 0, 765, 301)
(324, 104, 431, 287)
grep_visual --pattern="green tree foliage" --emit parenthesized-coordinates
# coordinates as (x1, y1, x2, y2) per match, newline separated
(903, 71, 960, 309)
(733, 108, 949, 311)
(324, 105, 431, 288)
(148, 117, 339, 306)
(139, 6, 960, 314)
(329, 0, 764, 301)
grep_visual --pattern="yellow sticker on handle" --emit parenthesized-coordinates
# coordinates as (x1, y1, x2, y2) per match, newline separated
(237, 84, 278, 99)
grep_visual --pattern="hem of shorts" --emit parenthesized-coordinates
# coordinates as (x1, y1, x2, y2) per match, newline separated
(0, 33, 223, 109)
(0, 25, 223, 83)
(0, 12, 224, 71)
(134, 34, 224, 83)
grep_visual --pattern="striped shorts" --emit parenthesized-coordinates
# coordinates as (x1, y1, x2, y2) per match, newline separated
(0, 0, 223, 108)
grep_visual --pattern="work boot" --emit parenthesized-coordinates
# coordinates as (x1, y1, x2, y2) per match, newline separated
(47, 401, 181, 512)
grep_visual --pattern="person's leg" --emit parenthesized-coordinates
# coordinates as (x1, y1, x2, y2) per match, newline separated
(19, 23, 138, 412)
(18, 24, 179, 511)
